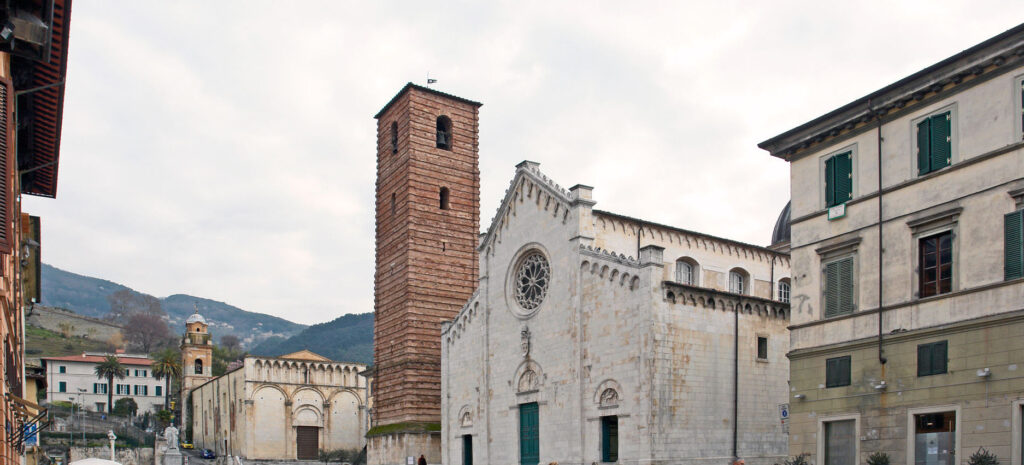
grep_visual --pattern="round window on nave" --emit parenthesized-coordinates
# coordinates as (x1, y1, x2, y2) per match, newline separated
(514, 252, 550, 310)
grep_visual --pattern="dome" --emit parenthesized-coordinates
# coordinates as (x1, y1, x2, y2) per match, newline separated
(770, 201, 791, 246)
(186, 312, 207, 325)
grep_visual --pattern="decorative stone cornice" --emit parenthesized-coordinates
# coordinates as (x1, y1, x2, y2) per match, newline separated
(662, 281, 790, 321)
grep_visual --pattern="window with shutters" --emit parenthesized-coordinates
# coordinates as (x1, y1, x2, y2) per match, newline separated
(917, 340, 948, 377)
(825, 356, 851, 388)
(823, 257, 856, 318)
(915, 108, 955, 176)
(823, 149, 854, 208)
(58, 382, 66, 393)
(919, 231, 953, 298)
(59, 366, 66, 373)
(1006, 209, 1024, 280)
(156, 385, 162, 397)
(1015, 75, 1024, 141)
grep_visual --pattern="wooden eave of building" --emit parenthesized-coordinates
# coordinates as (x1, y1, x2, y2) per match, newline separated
(13, 0, 72, 198)
(759, 22, 1024, 162)
(373, 82, 482, 120)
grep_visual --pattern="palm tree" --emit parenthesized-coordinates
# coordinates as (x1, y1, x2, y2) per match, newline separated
(152, 348, 181, 410)
(94, 355, 126, 414)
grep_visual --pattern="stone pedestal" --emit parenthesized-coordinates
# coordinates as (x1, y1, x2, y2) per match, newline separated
(162, 449, 183, 465)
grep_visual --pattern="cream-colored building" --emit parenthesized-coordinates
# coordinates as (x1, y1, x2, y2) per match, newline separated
(760, 24, 1024, 465)
(441, 162, 792, 465)
(190, 350, 368, 460)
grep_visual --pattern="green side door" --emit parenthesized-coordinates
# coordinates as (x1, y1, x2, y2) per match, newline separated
(519, 402, 539, 465)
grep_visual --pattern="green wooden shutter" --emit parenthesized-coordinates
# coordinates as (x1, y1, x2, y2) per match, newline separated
(838, 257, 855, 314)
(930, 112, 952, 171)
(917, 344, 930, 376)
(835, 152, 853, 203)
(824, 261, 840, 317)
(1006, 210, 1024, 280)
(825, 156, 836, 207)
(933, 341, 947, 374)
(519, 403, 539, 465)
(826, 356, 851, 387)
(917, 119, 931, 175)
(839, 356, 851, 386)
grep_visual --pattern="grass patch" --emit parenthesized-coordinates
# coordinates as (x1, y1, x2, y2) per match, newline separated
(365, 422, 441, 437)
(26, 325, 109, 358)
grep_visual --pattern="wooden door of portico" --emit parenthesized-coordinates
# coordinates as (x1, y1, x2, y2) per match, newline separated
(296, 426, 318, 460)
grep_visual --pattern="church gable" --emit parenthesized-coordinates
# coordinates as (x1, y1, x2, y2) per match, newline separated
(479, 161, 582, 257)
(279, 350, 331, 362)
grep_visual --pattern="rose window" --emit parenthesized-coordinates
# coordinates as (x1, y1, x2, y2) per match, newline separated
(514, 252, 550, 310)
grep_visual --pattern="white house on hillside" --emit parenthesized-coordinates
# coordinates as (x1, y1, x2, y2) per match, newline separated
(43, 352, 165, 414)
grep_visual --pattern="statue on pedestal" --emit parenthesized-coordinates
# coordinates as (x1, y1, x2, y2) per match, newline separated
(164, 425, 180, 450)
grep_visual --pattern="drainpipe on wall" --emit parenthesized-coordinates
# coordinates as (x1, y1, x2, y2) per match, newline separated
(733, 300, 739, 462)
(874, 101, 888, 365)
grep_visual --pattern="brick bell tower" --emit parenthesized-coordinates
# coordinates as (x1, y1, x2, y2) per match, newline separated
(368, 83, 480, 465)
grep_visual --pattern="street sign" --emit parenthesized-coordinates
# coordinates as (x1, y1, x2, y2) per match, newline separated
(779, 403, 790, 434)
(828, 203, 846, 220)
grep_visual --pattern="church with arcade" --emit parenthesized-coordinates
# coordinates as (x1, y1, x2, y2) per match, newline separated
(182, 310, 369, 460)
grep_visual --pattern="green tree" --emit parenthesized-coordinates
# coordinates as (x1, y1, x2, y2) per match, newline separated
(94, 355, 126, 413)
(113, 397, 138, 416)
(156, 409, 173, 429)
(152, 348, 181, 410)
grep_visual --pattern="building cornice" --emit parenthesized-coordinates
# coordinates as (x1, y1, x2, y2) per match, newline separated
(760, 24, 1024, 161)
(662, 281, 789, 321)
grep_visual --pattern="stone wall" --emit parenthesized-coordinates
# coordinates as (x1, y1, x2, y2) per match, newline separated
(68, 447, 153, 465)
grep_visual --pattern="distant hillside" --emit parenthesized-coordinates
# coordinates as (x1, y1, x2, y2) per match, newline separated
(39, 263, 307, 347)
(41, 263, 130, 318)
(250, 312, 373, 364)
(162, 295, 306, 348)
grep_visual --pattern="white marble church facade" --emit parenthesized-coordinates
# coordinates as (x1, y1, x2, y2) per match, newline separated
(441, 162, 792, 465)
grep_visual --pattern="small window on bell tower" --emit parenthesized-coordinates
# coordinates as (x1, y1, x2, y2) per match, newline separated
(440, 187, 450, 210)
(390, 121, 398, 154)
(436, 116, 452, 150)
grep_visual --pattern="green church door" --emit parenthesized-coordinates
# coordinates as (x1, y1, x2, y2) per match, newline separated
(519, 402, 539, 465)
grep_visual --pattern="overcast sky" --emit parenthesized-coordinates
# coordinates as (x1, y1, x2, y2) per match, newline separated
(24, 2, 1024, 325)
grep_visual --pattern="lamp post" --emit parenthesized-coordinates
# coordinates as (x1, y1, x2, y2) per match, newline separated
(77, 389, 86, 441)
(107, 430, 117, 461)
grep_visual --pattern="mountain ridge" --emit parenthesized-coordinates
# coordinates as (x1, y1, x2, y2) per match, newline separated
(40, 263, 307, 347)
